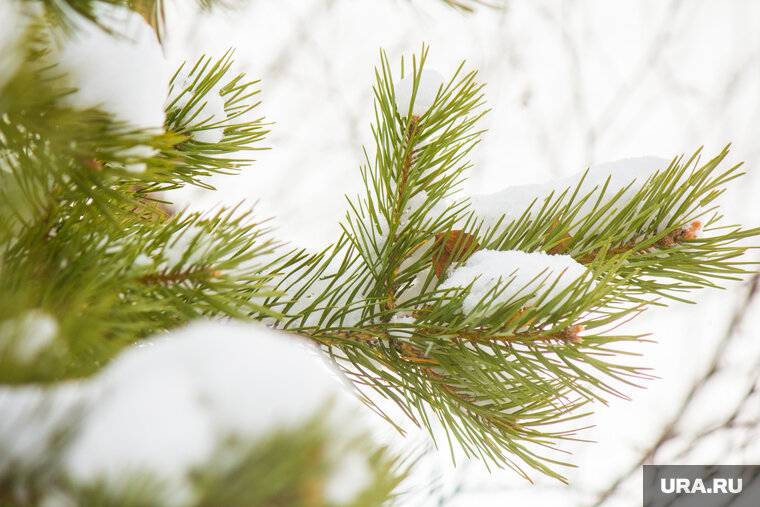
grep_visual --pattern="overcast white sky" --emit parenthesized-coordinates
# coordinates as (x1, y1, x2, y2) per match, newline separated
(163, 1, 760, 505)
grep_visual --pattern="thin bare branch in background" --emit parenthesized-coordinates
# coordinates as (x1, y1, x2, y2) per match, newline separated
(592, 274, 760, 507)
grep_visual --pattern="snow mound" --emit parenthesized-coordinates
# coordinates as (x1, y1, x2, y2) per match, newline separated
(440, 249, 593, 316)
(0, 320, 370, 506)
(471, 157, 671, 232)
(55, 5, 170, 130)
(395, 69, 444, 117)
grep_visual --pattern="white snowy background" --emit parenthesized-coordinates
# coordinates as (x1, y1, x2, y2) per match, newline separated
(156, 1, 760, 505)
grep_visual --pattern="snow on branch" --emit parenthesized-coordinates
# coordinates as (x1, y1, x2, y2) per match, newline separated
(0, 321, 382, 505)
(440, 249, 594, 317)
(394, 69, 444, 118)
(162, 52, 269, 179)
(471, 157, 672, 233)
(55, 4, 170, 131)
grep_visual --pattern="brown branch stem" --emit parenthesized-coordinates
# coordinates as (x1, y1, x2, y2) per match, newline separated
(385, 115, 421, 311)
(573, 221, 702, 264)
(138, 266, 221, 286)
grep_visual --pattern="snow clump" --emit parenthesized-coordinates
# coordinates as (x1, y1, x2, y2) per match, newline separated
(167, 66, 229, 143)
(0, 320, 374, 506)
(394, 69, 444, 117)
(55, 4, 170, 131)
(440, 249, 594, 316)
(471, 157, 672, 233)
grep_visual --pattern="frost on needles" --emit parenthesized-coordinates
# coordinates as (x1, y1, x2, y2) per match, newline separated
(0, 3, 758, 505)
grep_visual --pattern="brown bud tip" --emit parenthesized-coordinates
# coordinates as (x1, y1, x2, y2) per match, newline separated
(683, 220, 703, 240)
(564, 325, 584, 343)
(432, 230, 480, 278)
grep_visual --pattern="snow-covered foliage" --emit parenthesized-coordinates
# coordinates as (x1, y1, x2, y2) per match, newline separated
(367, 190, 453, 265)
(0, 384, 84, 478)
(471, 157, 671, 232)
(0, 320, 374, 506)
(440, 249, 593, 316)
(55, 5, 170, 130)
(395, 69, 444, 117)
(1, 3, 755, 500)
(167, 67, 229, 143)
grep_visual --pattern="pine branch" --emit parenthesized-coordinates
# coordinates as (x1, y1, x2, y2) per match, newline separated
(259, 48, 758, 482)
(0, 201, 281, 384)
(2, 4, 757, 492)
(475, 147, 758, 302)
(0, 20, 278, 383)
(160, 51, 269, 192)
